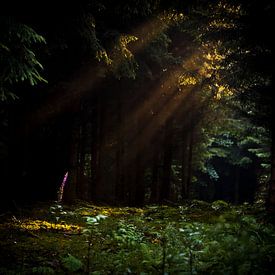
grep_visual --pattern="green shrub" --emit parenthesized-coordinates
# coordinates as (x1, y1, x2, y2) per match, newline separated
(211, 200, 230, 211)
(61, 254, 83, 272)
(113, 220, 144, 247)
(32, 266, 55, 274)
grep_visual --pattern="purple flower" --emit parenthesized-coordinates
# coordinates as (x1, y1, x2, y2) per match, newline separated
(58, 171, 68, 202)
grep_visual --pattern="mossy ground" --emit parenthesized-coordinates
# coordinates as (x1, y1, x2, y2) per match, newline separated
(0, 200, 274, 274)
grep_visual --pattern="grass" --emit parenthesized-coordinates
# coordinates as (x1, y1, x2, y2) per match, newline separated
(0, 200, 274, 274)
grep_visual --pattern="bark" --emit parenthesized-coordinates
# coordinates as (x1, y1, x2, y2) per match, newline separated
(234, 167, 240, 204)
(160, 120, 173, 201)
(151, 149, 159, 202)
(126, 110, 143, 206)
(115, 92, 125, 202)
(186, 130, 194, 199)
(127, 158, 136, 206)
(134, 150, 145, 206)
(63, 117, 79, 203)
(77, 108, 93, 201)
(90, 94, 101, 201)
(77, 117, 88, 200)
(267, 127, 275, 213)
(181, 133, 189, 199)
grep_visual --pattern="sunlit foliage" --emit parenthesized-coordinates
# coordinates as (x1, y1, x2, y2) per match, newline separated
(1, 218, 81, 232)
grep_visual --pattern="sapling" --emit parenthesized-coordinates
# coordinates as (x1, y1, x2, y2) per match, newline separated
(82, 214, 108, 273)
(49, 203, 66, 228)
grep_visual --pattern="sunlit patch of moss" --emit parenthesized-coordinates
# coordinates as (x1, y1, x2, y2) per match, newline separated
(2, 219, 82, 232)
(76, 206, 144, 218)
(78, 209, 95, 216)
(96, 207, 144, 217)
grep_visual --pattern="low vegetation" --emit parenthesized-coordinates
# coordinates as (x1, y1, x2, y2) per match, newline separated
(0, 201, 274, 274)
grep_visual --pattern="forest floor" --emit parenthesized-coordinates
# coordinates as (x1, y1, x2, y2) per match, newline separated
(0, 200, 275, 274)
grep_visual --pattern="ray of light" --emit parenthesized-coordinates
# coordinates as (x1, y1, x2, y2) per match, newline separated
(101, 50, 201, 154)
(104, 41, 221, 169)
(25, 12, 181, 129)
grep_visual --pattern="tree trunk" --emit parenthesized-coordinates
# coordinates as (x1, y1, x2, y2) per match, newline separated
(127, 159, 136, 206)
(63, 117, 79, 203)
(186, 130, 194, 199)
(77, 125, 84, 199)
(115, 141, 125, 202)
(160, 120, 173, 201)
(151, 148, 159, 202)
(115, 92, 125, 203)
(267, 126, 275, 213)
(126, 117, 138, 206)
(234, 166, 240, 204)
(130, 115, 145, 206)
(134, 150, 145, 206)
(90, 94, 101, 201)
(181, 133, 189, 199)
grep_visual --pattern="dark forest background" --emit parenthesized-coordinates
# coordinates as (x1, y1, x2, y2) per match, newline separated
(0, 0, 273, 210)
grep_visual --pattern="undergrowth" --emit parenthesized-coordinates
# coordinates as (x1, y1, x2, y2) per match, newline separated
(0, 200, 274, 274)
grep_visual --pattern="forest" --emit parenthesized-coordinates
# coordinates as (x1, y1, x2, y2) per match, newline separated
(0, 0, 274, 274)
